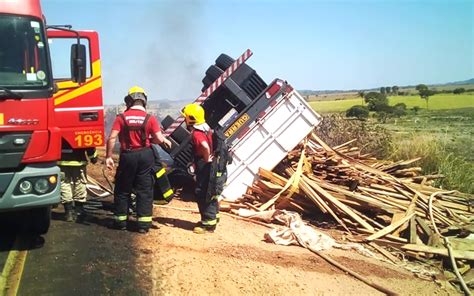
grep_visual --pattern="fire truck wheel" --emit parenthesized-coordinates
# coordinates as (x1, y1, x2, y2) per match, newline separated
(30, 206, 51, 235)
(215, 54, 235, 71)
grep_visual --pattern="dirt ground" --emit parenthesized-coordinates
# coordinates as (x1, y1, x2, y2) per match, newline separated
(129, 198, 447, 296)
(88, 160, 450, 295)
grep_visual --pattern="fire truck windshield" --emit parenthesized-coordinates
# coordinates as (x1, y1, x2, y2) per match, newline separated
(0, 15, 51, 91)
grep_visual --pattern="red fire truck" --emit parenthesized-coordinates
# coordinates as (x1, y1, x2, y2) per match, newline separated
(0, 0, 104, 233)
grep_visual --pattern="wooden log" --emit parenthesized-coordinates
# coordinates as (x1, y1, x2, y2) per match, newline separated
(357, 229, 408, 244)
(333, 139, 357, 150)
(304, 246, 399, 296)
(365, 213, 415, 241)
(368, 242, 400, 264)
(298, 178, 350, 231)
(301, 175, 375, 231)
(409, 216, 418, 244)
(401, 244, 474, 260)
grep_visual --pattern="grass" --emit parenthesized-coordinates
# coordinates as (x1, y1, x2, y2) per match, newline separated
(311, 107, 474, 193)
(309, 93, 474, 113)
(384, 108, 474, 193)
(389, 133, 474, 193)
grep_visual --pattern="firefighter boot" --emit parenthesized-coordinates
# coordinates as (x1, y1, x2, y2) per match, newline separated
(64, 202, 75, 222)
(75, 202, 86, 223)
(193, 222, 216, 234)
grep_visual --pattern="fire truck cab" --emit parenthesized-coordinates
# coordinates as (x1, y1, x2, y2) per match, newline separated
(0, 0, 104, 234)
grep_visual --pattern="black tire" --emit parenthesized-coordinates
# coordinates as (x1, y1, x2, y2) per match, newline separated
(161, 115, 175, 130)
(215, 54, 235, 71)
(171, 125, 190, 144)
(30, 206, 51, 235)
(205, 65, 223, 81)
(201, 76, 214, 92)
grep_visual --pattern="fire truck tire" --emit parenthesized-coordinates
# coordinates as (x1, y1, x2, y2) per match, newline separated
(215, 54, 235, 71)
(30, 206, 51, 234)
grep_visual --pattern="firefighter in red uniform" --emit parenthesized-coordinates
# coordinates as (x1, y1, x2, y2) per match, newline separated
(105, 86, 171, 233)
(182, 104, 218, 234)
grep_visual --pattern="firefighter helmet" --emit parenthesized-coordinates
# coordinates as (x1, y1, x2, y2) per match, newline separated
(182, 103, 205, 125)
(125, 86, 147, 108)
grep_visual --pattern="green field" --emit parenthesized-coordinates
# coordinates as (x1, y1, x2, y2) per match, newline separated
(309, 93, 474, 113)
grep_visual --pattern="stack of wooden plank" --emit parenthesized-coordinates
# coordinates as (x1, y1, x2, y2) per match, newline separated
(223, 133, 474, 267)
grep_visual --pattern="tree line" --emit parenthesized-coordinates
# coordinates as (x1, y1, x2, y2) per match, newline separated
(347, 83, 472, 121)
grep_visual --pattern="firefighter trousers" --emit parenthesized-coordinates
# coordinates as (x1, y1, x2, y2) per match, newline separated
(59, 166, 87, 204)
(114, 148, 154, 229)
(195, 162, 218, 227)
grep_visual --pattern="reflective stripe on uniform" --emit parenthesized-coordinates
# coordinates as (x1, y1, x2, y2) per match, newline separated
(57, 160, 88, 166)
(163, 189, 174, 199)
(216, 171, 222, 177)
(201, 219, 217, 226)
(138, 216, 152, 222)
(155, 168, 166, 179)
(89, 150, 98, 158)
(115, 215, 128, 221)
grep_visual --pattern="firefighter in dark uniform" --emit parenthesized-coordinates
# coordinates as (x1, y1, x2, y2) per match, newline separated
(58, 145, 98, 222)
(105, 86, 171, 233)
(182, 103, 219, 234)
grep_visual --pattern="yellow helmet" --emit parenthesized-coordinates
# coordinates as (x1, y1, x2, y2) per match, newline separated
(182, 103, 205, 125)
(125, 86, 147, 107)
(128, 86, 147, 96)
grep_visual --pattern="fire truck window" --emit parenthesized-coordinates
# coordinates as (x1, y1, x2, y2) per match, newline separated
(49, 38, 91, 81)
(0, 15, 50, 88)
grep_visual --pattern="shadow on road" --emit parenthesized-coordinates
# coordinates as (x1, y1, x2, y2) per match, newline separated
(154, 216, 196, 231)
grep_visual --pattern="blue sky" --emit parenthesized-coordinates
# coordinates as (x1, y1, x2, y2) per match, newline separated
(42, 0, 473, 104)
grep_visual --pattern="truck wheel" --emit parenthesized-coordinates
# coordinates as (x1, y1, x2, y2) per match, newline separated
(205, 65, 224, 81)
(202, 65, 224, 92)
(215, 54, 235, 71)
(201, 76, 214, 92)
(30, 207, 51, 235)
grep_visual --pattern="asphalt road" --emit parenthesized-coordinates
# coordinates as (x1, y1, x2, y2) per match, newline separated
(0, 201, 152, 296)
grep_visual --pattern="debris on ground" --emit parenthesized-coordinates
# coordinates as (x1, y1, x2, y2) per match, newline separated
(222, 132, 473, 293)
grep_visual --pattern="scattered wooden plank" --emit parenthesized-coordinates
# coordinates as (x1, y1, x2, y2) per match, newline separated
(365, 213, 415, 241)
(401, 244, 474, 260)
(409, 216, 418, 244)
(368, 242, 400, 264)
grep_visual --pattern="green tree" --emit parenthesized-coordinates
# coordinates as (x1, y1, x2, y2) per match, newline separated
(380, 87, 386, 95)
(358, 91, 365, 104)
(364, 91, 388, 111)
(346, 105, 369, 119)
(453, 87, 466, 94)
(392, 85, 399, 95)
(393, 103, 407, 117)
(416, 84, 433, 109)
(385, 87, 391, 94)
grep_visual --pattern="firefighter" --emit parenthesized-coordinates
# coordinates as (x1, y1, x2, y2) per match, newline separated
(58, 145, 98, 222)
(182, 103, 219, 234)
(105, 86, 171, 234)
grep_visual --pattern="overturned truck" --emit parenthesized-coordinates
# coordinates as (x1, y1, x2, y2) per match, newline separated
(161, 50, 321, 201)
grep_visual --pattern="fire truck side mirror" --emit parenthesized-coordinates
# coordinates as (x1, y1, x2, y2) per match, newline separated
(70, 44, 87, 84)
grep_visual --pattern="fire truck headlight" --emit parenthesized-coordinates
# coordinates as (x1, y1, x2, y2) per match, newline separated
(34, 178, 50, 194)
(19, 180, 33, 194)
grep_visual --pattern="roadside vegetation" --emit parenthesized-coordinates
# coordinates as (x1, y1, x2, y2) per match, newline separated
(310, 84, 474, 193)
